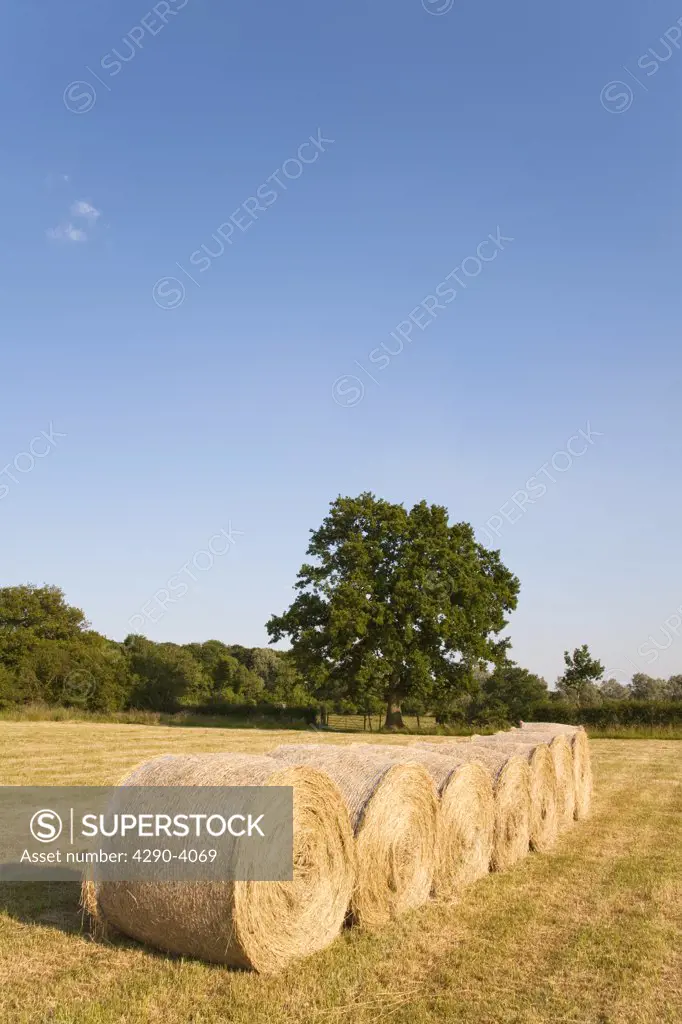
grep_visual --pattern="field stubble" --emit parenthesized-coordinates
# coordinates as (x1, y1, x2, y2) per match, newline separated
(0, 723, 680, 1024)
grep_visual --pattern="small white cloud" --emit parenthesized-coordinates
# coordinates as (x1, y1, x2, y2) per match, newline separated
(71, 200, 100, 222)
(46, 196, 100, 242)
(47, 223, 88, 243)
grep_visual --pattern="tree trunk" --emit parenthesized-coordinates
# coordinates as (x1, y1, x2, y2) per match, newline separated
(384, 694, 405, 730)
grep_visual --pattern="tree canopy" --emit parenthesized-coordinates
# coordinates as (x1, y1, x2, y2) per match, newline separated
(556, 645, 604, 706)
(0, 585, 310, 714)
(0, 584, 88, 667)
(478, 662, 548, 723)
(266, 492, 520, 727)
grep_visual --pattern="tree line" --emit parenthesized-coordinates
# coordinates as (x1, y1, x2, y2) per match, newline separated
(1, 493, 680, 728)
(0, 584, 311, 715)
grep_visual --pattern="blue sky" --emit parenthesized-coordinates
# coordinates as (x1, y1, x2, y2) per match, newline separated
(1, 0, 681, 686)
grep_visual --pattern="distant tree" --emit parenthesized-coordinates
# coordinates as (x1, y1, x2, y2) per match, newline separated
(267, 492, 519, 729)
(83, 642, 132, 711)
(183, 640, 230, 674)
(600, 677, 630, 700)
(0, 584, 88, 668)
(211, 655, 264, 705)
(556, 645, 604, 706)
(0, 663, 15, 707)
(630, 673, 668, 701)
(250, 648, 284, 692)
(266, 652, 311, 704)
(0, 585, 134, 711)
(666, 674, 682, 700)
(0, 659, 20, 708)
(226, 645, 255, 669)
(481, 661, 548, 723)
(432, 689, 475, 726)
(126, 639, 210, 712)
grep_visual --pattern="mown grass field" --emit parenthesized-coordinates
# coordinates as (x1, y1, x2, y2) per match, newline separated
(3, 705, 680, 739)
(0, 723, 681, 1024)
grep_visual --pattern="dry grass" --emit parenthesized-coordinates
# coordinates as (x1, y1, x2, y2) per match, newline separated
(1, 723, 681, 1024)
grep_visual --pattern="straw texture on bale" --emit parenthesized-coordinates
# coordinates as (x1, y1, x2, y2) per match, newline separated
(486, 732, 575, 828)
(469, 737, 559, 853)
(348, 743, 494, 900)
(83, 753, 355, 974)
(269, 744, 438, 929)
(518, 733, 575, 827)
(515, 724, 592, 819)
(519, 722, 578, 735)
(413, 742, 531, 872)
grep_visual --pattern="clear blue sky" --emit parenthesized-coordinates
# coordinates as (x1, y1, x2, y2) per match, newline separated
(1, 0, 681, 686)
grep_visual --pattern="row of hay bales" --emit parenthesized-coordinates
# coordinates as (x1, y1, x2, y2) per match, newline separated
(85, 722, 592, 974)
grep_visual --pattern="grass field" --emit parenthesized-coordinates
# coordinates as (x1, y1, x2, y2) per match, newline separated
(3, 705, 681, 740)
(1, 724, 681, 1024)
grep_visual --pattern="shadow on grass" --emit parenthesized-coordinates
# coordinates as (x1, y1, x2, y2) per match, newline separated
(0, 709, 316, 730)
(0, 873, 85, 936)
(0, 872, 244, 970)
(0, 705, 480, 735)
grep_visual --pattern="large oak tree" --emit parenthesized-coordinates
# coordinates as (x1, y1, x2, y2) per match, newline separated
(266, 493, 520, 727)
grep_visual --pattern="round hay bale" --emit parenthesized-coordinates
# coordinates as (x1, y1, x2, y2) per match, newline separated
(512, 726, 592, 819)
(413, 742, 531, 872)
(483, 732, 576, 829)
(83, 753, 355, 973)
(269, 744, 438, 929)
(469, 737, 559, 853)
(569, 728, 593, 818)
(348, 743, 494, 900)
(544, 734, 577, 826)
(509, 733, 575, 828)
